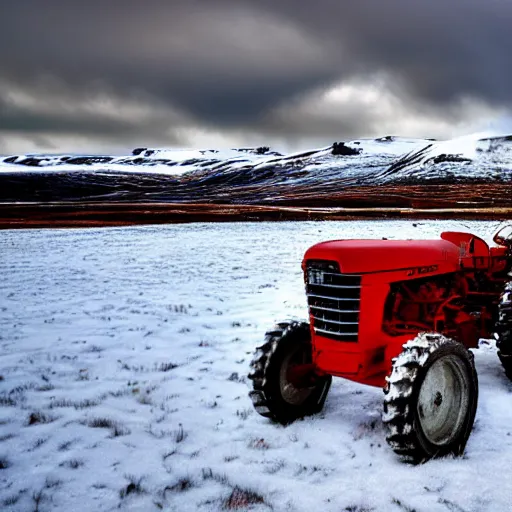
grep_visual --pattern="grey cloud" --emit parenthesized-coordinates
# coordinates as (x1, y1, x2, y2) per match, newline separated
(249, 0, 512, 106)
(0, 80, 188, 151)
(0, 108, 184, 147)
(0, 102, 138, 136)
(0, 1, 339, 124)
(0, 0, 511, 149)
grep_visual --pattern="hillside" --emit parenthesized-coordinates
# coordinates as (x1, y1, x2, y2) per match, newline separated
(1, 135, 512, 226)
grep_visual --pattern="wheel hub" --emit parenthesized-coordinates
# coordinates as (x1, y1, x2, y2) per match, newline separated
(417, 355, 470, 446)
(279, 347, 314, 405)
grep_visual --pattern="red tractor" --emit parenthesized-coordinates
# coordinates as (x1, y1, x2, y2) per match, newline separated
(249, 225, 512, 463)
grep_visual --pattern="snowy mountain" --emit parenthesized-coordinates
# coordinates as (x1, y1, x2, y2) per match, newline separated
(1, 135, 511, 206)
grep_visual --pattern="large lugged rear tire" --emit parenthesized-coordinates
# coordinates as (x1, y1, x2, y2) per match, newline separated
(496, 281, 512, 380)
(383, 333, 478, 464)
(248, 321, 332, 425)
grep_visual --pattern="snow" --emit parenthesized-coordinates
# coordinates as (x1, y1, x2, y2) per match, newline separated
(1, 220, 511, 511)
(424, 133, 483, 162)
(348, 137, 429, 156)
(0, 138, 437, 180)
(2, 134, 511, 187)
(0, 148, 278, 177)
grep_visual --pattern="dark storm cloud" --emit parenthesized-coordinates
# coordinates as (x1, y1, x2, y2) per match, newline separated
(0, 96, 135, 135)
(0, 0, 511, 146)
(252, 0, 512, 106)
(0, 0, 338, 124)
(0, 79, 187, 148)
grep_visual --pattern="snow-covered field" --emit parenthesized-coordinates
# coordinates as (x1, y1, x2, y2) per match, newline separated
(1, 220, 511, 512)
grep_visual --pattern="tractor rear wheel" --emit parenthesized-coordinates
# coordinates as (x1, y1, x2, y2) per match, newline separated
(383, 333, 478, 463)
(496, 281, 512, 380)
(248, 321, 332, 425)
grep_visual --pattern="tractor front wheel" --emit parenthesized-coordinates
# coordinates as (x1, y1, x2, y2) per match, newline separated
(496, 280, 512, 380)
(248, 321, 332, 425)
(383, 333, 478, 463)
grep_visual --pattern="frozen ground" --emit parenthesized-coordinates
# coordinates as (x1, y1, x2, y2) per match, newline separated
(1, 220, 511, 512)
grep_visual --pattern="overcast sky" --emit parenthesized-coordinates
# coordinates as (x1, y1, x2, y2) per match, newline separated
(1, 0, 511, 153)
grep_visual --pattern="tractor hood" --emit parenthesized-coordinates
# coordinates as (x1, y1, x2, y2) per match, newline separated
(303, 239, 462, 274)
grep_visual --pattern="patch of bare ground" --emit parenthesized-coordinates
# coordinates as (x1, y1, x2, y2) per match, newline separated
(223, 487, 266, 510)
(1, 187, 512, 229)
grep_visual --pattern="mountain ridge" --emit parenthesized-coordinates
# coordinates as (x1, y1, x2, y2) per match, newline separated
(1, 135, 511, 221)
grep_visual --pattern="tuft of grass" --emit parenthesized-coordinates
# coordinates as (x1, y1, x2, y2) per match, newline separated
(59, 458, 84, 469)
(0, 394, 18, 407)
(30, 437, 49, 451)
(236, 409, 252, 421)
(119, 475, 146, 499)
(85, 417, 131, 437)
(202, 469, 229, 485)
(155, 362, 178, 372)
(391, 498, 417, 512)
(170, 304, 189, 314)
(74, 398, 101, 409)
(223, 487, 265, 510)
(84, 345, 104, 353)
(162, 449, 177, 461)
(45, 477, 62, 489)
(48, 399, 73, 409)
(174, 424, 187, 443)
(3, 494, 20, 507)
(0, 433, 16, 443)
(9, 383, 36, 394)
(147, 426, 170, 439)
(119, 361, 178, 373)
(437, 498, 466, 512)
(146, 423, 187, 443)
(264, 460, 285, 475)
(86, 417, 115, 428)
(50, 398, 101, 410)
(163, 477, 194, 495)
(108, 388, 131, 398)
(111, 423, 131, 437)
(77, 369, 89, 381)
(32, 489, 46, 512)
(58, 439, 77, 451)
(202, 468, 214, 480)
(36, 383, 55, 392)
(27, 412, 57, 426)
(248, 438, 270, 450)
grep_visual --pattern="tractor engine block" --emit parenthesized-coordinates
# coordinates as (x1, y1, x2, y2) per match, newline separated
(383, 273, 479, 347)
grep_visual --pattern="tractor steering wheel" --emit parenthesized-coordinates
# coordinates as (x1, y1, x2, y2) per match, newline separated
(493, 224, 512, 247)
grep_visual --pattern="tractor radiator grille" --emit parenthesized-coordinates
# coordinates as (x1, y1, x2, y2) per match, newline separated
(305, 260, 361, 342)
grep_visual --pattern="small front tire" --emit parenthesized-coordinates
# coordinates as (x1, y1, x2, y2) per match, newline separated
(248, 321, 332, 425)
